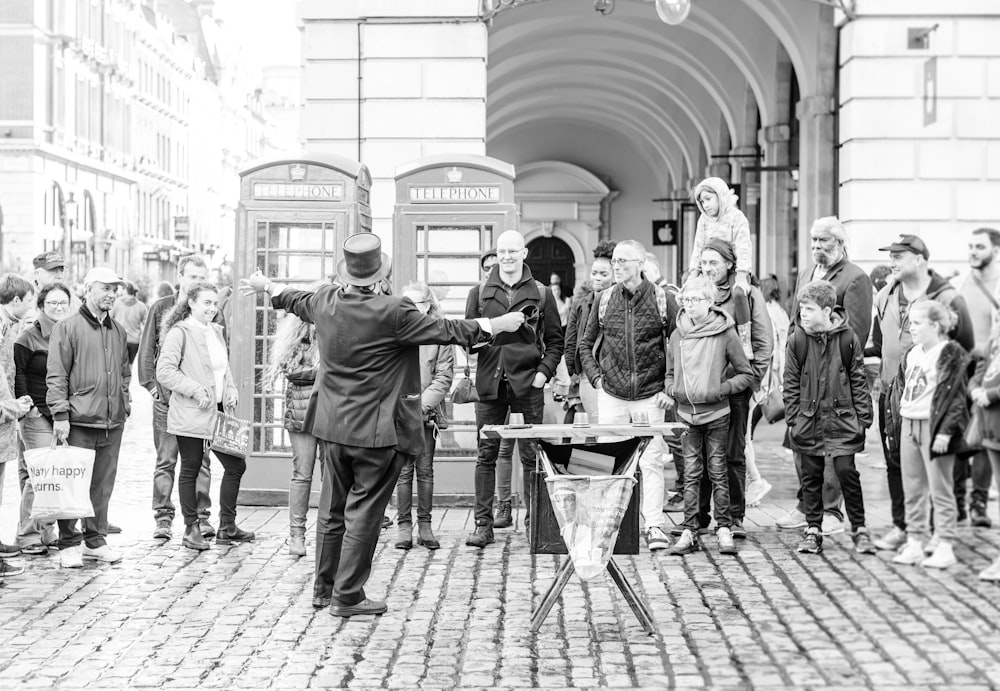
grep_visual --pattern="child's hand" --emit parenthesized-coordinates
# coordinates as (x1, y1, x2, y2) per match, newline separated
(735, 272, 750, 294)
(931, 434, 950, 454)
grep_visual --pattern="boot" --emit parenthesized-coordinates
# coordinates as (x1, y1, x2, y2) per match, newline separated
(493, 500, 513, 529)
(465, 525, 495, 548)
(182, 523, 210, 551)
(216, 521, 255, 545)
(395, 522, 413, 550)
(417, 522, 440, 550)
(288, 533, 306, 557)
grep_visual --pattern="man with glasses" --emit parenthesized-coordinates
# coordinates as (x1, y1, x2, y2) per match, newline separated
(579, 240, 677, 551)
(776, 217, 874, 535)
(464, 230, 564, 548)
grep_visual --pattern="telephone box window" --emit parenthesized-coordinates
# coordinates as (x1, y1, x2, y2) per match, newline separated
(415, 223, 493, 318)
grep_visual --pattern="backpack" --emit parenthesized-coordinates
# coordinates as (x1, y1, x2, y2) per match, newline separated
(789, 325, 853, 373)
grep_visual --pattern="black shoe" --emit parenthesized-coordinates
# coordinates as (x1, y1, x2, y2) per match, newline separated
(107, 523, 122, 534)
(957, 507, 969, 524)
(312, 596, 332, 609)
(731, 520, 747, 540)
(330, 598, 387, 617)
(494, 500, 513, 529)
(465, 526, 495, 548)
(0, 542, 21, 558)
(971, 504, 992, 528)
(182, 524, 210, 551)
(797, 527, 823, 554)
(663, 493, 685, 513)
(216, 525, 255, 544)
(199, 519, 216, 538)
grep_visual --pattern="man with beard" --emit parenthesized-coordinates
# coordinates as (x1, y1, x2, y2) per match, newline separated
(776, 217, 874, 534)
(952, 227, 1000, 527)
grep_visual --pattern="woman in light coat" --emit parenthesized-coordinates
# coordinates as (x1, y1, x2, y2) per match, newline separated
(394, 282, 454, 550)
(156, 281, 253, 551)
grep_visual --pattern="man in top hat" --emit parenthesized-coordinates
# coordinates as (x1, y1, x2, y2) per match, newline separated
(241, 233, 526, 617)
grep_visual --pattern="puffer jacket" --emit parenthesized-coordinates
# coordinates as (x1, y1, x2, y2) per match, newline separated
(419, 343, 454, 427)
(578, 279, 669, 401)
(156, 319, 237, 440)
(885, 339, 971, 458)
(783, 308, 873, 457)
(47, 304, 131, 429)
(283, 366, 316, 433)
(970, 336, 1000, 450)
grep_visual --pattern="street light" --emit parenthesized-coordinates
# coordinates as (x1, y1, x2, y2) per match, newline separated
(63, 191, 77, 280)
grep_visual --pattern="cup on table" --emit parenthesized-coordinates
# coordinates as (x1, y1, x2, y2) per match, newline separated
(573, 412, 589, 427)
(508, 413, 525, 427)
(631, 410, 650, 426)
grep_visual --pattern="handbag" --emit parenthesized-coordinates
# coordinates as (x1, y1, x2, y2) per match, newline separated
(759, 368, 785, 424)
(25, 440, 96, 521)
(964, 408, 984, 449)
(211, 408, 251, 460)
(451, 363, 479, 404)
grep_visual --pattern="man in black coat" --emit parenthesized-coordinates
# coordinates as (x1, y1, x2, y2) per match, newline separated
(242, 233, 524, 617)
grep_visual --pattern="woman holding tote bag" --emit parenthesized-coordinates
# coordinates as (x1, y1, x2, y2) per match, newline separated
(156, 282, 253, 551)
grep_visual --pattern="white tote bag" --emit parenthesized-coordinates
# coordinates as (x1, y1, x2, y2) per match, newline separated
(24, 441, 96, 521)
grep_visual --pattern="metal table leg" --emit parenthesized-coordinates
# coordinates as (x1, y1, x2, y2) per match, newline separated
(529, 557, 576, 633)
(606, 558, 656, 635)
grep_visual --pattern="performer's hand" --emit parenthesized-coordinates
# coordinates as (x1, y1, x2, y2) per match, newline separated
(54, 419, 70, 442)
(490, 311, 526, 333)
(239, 270, 271, 296)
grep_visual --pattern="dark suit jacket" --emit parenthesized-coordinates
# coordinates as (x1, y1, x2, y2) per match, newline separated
(793, 257, 873, 346)
(273, 285, 486, 454)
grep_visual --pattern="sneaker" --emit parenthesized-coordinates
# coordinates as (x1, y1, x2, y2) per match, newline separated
(874, 526, 907, 551)
(153, 518, 172, 540)
(0, 542, 21, 558)
(0, 559, 24, 577)
(892, 538, 924, 565)
(921, 541, 956, 569)
(494, 500, 513, 529)
(19, 543, 48, 556)
(776, 508, 807, 530)
(745, 478, 772, 507)
(670, 529, 699, 555)
(852, 528, 876, 555)
(970, 504, 992, 528)
(717, 527, 737, 555)
(978, 555, 1000, 581)
(645, 526, 671, 551)
(821, 514, 845, 536)
(923, 534, 940, 556)
(59, 545, 83, 568)
(730, 519, 747, 540)
(82, 545, 122, 563)
(797, 527, 823, 554)
(663, 493, 685, 513)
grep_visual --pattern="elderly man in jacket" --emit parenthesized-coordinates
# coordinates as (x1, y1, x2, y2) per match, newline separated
(47, 267, 131, 568)
(692, 240, 773, 538)
(777, 216, 874, 534)
(464, 229, 564, 549)
(242, 233, 525, 617)
(579, 239, 677, 551)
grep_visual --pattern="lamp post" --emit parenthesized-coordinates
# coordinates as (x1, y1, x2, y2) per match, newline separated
(63, 192, 77, 281)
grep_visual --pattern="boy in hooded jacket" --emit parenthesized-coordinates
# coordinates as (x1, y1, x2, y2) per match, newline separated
(784, 280, 876, 556)
(664, 276, 754, 556)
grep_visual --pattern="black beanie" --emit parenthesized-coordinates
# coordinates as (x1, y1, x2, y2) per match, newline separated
(703, 238, 737, 267)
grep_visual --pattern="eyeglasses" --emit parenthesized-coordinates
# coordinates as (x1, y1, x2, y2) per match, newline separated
(679, 296, 708, 305)
(44, 301, 70, 308)
(611, 258, 641, 266)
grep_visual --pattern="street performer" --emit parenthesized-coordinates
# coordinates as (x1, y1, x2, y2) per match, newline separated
(241, 233, 525, 618)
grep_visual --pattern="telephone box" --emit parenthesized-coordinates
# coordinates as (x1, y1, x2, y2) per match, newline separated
(232, 154, 372, 505)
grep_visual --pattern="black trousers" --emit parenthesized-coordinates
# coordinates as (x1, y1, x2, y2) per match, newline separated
(314, 443, 404, 607)
(57, 425, 124, 550)
(697, 389, 751, 526)
(176, 435, 245, 527)
(801, 454, 866, 531)
(878, 392, 906, 530)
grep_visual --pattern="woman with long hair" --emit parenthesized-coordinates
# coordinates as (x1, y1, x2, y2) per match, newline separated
(156, 281, 253, 550)
(267, 309, 321, 556)
(394, 282, 454, 550)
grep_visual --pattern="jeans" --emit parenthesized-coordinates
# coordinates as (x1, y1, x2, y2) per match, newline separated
(597, 389, 667, 530)
(878, 391, 906, 530)
(17, 413, 56, 546)
(900, 418, 957, 541)
(793, 452, 844, 521)
(289, 430, 321, 536)
(473, 383, 545, 528)
(954, 450, 993, 512)
(397, 425, 435, 524)
(152, 400, 211, 520)
(800, 454, 866, 531)
(57, 426, 124, 550)
(496, 437, 515, 503)
(698, 389, 751, 526)
(681, 415, 731, 530)
(176, 436, 245, 527)
(665, 406, 684, 493)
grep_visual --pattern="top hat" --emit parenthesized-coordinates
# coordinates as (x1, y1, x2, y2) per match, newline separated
(336, 233, 392, 287)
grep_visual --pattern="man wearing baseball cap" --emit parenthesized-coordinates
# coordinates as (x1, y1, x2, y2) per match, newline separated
(46, 266, 131, 567)
(869, 234, 975, 552)
(32, 251, 81, 310)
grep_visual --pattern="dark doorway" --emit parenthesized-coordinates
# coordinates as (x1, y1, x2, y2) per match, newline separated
(527, 236, 575, 296)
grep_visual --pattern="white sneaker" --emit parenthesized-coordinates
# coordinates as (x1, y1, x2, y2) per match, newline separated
(82, 545, 122, 564)
(892, 538, 924, 565)
(821, 514, 845, 536)
(923, 534, 940, 556)
(776, 508, 807, 530)
(921, 541, 956, 569)
(874, 526, 907, 551)
(59, 545, 83, 569)
(645, 526, 671, 551)
(978, 555, 1000, 581)
(745, 478, 773, 507)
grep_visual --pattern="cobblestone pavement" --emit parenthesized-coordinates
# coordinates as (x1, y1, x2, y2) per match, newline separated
(1, 384, 999, 689)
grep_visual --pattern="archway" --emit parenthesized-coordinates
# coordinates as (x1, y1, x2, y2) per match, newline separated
(527, 236, 575, 296)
